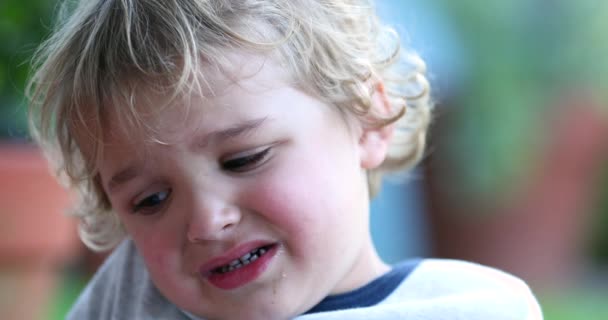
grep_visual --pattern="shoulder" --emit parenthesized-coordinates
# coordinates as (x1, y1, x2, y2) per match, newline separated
(66, 239, 188, 320)
(297, 259, 542, 320)
(391, 259, 543, 319)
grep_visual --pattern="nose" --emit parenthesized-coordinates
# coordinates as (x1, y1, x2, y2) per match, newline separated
(186, 195, 242, 243)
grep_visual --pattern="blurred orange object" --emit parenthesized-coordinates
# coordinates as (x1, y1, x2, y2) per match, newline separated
(0, 143, 79, 320)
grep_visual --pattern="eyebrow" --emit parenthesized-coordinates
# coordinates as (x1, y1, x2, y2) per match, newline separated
(107, 165, 141, 193)
(192, 117, 269, 150)
(106, 117, 269, 192)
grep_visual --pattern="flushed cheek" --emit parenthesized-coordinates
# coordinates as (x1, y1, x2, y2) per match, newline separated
(135, 233, 185, 280)
(255, 186, 309, 235)
(143, 248, 171, 273)
(243, 177, 338, 257)
(243, 180, 362, 305)
(139, 242, 202, 307)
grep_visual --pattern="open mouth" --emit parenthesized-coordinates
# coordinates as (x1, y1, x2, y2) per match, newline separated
(211, 244, 274, 274)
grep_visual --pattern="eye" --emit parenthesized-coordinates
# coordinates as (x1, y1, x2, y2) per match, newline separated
(221, 147, 272, 172)
(131, 189, 172, 215)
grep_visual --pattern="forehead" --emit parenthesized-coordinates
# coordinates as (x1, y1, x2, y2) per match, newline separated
(78, 50, 355, 176)
(101, 52, 291, 142)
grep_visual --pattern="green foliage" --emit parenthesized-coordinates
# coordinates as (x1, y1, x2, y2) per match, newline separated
(588, 162, 608, 265)
(48, 271, 87, 320)
(0, 0, 57, 139)
(541, 291, 608, 320)
(432, 0, 608, 199)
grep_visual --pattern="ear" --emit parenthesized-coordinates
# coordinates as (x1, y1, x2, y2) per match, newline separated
(359, 82, 394, 169)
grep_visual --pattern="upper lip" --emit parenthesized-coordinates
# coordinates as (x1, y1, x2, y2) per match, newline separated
(199, 240, 274, 276)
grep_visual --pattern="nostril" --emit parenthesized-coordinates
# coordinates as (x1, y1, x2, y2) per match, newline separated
(222, 222, 236, 231)
(219, 206, 242, 230)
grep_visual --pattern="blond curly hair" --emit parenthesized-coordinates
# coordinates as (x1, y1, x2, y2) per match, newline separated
(28, 0, 432, 251)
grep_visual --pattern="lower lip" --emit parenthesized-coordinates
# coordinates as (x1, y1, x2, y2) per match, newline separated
(205, 245, 278, 290)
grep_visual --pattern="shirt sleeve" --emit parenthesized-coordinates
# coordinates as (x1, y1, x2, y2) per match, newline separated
(66, 239, 192, 320)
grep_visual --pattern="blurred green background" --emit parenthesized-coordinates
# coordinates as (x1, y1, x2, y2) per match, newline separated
(0, 0, 56, 140)
(1, 0, 607, 319)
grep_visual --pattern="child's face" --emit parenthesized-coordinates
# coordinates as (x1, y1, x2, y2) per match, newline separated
(98, 54, 388, 319)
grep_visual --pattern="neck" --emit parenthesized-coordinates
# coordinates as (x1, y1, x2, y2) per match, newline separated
(331, 236, 390, 295)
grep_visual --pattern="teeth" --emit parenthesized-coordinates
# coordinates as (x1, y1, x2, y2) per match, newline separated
(240, 252, 251, 261)
(213, 246, 270, 274)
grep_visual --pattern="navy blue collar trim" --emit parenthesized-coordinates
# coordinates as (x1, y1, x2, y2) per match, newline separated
(304, 259, 421, 314)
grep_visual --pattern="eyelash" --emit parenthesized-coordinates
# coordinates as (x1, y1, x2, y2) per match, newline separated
(131, 189, 171, 215)
(128, 147, 271, 215)
(221, 147, 272, 172)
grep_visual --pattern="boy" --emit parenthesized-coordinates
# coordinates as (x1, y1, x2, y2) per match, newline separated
(28, 0, 542, 319)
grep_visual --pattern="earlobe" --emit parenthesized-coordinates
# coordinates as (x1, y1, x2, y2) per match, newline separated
(359, 128, 390, 169)
(359, 81, 394, 169)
